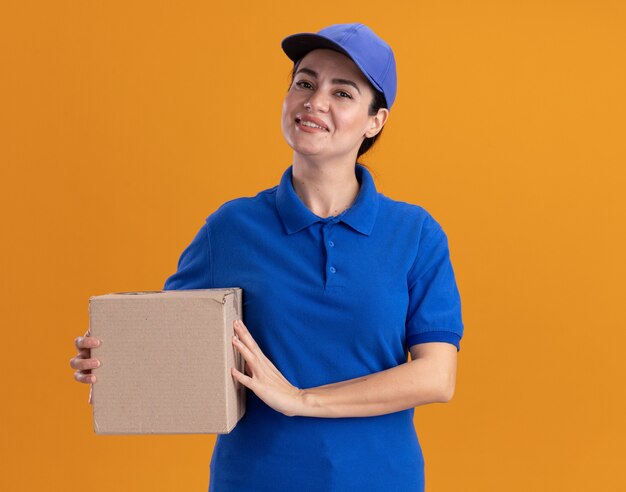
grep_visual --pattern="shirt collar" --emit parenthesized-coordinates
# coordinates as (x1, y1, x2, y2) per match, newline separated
(275, 163, 379, 236)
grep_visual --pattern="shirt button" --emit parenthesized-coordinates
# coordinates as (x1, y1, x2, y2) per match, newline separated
(328, 241, 335, 247)
(329, 266, 336, 274)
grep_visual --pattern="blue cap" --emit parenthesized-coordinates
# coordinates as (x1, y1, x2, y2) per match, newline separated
(281, 23, 397, 109)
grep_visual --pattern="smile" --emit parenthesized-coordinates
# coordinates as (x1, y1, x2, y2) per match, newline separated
(295, 116, 329, 132)
(300, 120, 326, 129)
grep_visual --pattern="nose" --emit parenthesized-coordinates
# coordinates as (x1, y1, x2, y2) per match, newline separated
(305, 89, 330, 112)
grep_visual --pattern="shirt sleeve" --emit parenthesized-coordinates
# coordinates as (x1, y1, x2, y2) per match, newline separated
(162, 220, 212, 291)
(405, 215, 464, 352)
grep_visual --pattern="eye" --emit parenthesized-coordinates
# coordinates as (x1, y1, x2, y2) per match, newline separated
(295, 80, 313, 89)
(336, 90, 353, 99)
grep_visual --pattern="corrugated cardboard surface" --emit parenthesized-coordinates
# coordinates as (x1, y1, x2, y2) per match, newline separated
(89, 288, 246, 435)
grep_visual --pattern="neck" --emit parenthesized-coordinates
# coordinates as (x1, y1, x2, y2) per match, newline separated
(291, 154, 361, 219)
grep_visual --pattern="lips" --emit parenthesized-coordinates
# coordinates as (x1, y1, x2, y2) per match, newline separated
(295, 114, 330, 131)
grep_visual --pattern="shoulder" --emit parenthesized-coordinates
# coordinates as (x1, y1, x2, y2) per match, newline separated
(377, 192, 446, 239)
(375, 193, 452, 276)
(205, 185, 278, 226)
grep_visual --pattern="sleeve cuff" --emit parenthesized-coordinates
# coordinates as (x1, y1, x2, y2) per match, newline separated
(407, 331, 461, 352)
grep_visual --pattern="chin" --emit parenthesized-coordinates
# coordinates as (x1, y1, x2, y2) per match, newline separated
(294, 144, 330, 156)
(285, 137, 325, 156)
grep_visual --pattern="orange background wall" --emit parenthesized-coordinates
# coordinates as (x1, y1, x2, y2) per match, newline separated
(1, 1, 625, 490)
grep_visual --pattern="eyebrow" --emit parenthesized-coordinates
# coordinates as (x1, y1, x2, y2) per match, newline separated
(294, 67, 362, 95)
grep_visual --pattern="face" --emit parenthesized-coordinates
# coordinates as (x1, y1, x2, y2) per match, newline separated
(281, 49, 387, 162)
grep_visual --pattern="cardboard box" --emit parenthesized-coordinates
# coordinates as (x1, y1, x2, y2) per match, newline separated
(89, 288, 246, 435)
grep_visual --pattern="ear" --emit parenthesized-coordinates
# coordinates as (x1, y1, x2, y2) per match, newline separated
(364, 107, 389, 138)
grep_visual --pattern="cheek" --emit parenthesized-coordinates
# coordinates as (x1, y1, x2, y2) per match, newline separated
(280, 99, 295, 142)
(281, 94, 298, 121)
(281, 99, 291, 127)
(336, 110, 370, 133)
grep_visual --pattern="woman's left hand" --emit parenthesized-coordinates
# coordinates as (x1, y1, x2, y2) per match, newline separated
(231, 319, 304, 417)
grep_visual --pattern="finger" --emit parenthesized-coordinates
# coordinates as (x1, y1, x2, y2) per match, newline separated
(75, 336, 101, 350)
(70, 356, 101, 371)
(234, 319, 250, 336)
(234, 321, 278, 369)
(231, 366, 254, 390)
(74, 370, 97, 384)
(69, 356, 98, 370)
(232, 335, 256, 367)
(233, 320, 260, 351)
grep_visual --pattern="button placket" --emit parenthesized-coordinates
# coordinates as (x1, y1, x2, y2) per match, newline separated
(322, 222, 337, 287)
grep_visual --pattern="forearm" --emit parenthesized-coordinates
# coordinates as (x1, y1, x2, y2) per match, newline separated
(296, 357, 451, 418)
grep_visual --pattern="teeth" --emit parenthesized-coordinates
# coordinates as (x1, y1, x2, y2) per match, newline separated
(300, 120, 326, 130)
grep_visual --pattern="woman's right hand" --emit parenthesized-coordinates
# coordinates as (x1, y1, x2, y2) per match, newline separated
(70, 329, 101, 384)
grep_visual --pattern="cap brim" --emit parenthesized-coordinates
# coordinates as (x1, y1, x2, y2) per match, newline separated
(281, 33, 351, 64)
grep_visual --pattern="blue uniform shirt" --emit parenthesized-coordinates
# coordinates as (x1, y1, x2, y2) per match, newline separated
(164, 163, 464, 492)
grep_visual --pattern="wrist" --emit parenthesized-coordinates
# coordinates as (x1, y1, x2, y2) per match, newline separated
(292, 388, 313, 417)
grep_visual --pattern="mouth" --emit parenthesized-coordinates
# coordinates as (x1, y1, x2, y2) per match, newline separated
(295, 116, 329, 132)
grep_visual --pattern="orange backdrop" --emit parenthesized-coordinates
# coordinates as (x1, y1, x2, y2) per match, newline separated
(1, 1, 625, 490)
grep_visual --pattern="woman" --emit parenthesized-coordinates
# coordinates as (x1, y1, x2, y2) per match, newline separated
(71, 23, 464, 491)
